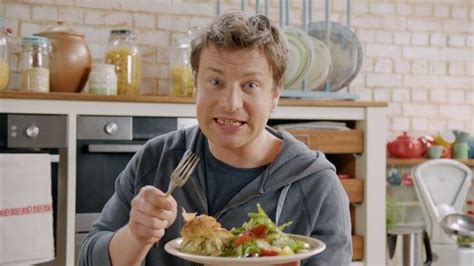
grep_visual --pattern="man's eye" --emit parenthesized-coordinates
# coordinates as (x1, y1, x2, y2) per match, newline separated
(244, 82, 258, 89)
(209, 79, 220, 86)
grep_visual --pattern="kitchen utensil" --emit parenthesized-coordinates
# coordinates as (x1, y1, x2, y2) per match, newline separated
(387, 132, 431, 158)
(388, 167, 401, 186)
(453, 130, 470, 144)
(165, 234, 325, 265)
(166, 150, 200, 196)
(306, 21, 362, 91)
(413, 159, 474, 266)
(427, 145, 444, 159)
(283, 26, 313, 89)
(289, 36, 332, 91)
(387, 227, 432, 266)
(434, 130, 456, 146)
(440, 213, 474, 239)
(453, 143, 469, 160)
(36, 20, 91, 93)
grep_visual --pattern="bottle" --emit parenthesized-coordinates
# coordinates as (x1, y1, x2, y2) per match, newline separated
(0, 17, 9, 90)
(170, 29, 195, 97)
(19, 36, 50, 92)
(88, 64, 118, 95)
(105, 29, 141, 96)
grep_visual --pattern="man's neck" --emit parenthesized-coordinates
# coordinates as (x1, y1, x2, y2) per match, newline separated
(208, 130, 282, 168)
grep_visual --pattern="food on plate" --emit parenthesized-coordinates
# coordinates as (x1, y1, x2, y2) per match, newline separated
(180, 209, 234, 256)
(180, 204, 311, 257)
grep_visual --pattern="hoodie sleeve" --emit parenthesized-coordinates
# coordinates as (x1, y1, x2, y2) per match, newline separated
(303, 169, 352, 266)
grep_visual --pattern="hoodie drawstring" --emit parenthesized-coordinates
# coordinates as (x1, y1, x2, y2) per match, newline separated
(275, 183, 291, 226)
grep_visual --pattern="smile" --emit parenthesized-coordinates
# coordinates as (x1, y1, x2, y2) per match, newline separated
(215, 118, 245, 126)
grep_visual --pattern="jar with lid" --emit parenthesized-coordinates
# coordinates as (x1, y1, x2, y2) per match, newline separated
(88, 63, 117, 95)
(170, 31, 194, 97)
(0, 17, 9, 90)
(19, 36, 50, 92)
(105, 29, 141, 96)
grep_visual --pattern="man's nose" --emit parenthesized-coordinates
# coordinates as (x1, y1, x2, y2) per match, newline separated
(219, 85, 243, 112)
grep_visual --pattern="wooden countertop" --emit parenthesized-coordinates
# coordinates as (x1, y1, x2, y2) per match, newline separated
(0, 91, 388, 108)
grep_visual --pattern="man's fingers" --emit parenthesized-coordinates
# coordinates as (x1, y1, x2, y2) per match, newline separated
(132, 208, 168, 229)
(140, 186, 173, 210)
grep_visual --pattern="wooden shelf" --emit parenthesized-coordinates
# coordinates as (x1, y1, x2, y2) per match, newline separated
(352, 235, 364, 261)
(341, 178, 364, 204)
(287, 129, 364, 154)
(387, 158, 474, 167)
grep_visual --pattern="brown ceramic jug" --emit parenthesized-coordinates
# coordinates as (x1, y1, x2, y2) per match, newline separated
(36, 20, 91, 93)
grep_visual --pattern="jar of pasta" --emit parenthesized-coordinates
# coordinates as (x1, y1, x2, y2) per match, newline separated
(19, 36, 50, 92)
(105, 29, 141, 96)
(0, 17, 9, 90)
(170, 32, 194, 97)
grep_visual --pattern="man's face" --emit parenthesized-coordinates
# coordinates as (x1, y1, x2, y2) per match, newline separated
(194, 44, 280, 152)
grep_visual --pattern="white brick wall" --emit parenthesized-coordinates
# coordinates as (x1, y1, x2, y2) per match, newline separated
(0, 0, 472, 136)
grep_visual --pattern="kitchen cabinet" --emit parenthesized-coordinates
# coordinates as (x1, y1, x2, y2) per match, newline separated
(0, 91, 387, 266)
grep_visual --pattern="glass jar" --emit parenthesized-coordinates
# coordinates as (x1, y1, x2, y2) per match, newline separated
(0, 17, 9, 90)
(88, 63, 117, 95)
(19, 36, 50, 92)
(170, 33, 194, 97)
(105, 29, 141, 96)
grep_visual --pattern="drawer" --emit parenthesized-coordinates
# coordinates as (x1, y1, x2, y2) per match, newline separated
(341, 178, 364, 203)
(286, 129, 364, 154)
(352, 234, 364, 261)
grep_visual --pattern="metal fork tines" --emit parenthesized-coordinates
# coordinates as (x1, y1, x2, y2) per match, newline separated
(165, 150, 200, 196)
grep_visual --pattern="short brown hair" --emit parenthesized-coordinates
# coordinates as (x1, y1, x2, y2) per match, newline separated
(190, 10, 288, 91)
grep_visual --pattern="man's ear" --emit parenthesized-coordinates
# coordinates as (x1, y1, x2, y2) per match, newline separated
(271, 89, 281, 111)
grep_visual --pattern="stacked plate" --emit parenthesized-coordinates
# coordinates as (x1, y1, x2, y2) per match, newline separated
(283, 22, 363, 92)
(306, 21, 363, 91)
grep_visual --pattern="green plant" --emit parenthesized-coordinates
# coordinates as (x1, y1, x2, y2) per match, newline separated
(386, 196, 401, 230)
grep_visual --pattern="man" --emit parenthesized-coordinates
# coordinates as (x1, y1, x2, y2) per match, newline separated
(79, 10, 351, 266)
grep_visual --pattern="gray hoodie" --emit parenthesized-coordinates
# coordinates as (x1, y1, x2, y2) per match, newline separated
(79, 126, 352, 266)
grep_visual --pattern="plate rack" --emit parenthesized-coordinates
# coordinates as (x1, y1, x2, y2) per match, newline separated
(216, 0, 359, 100)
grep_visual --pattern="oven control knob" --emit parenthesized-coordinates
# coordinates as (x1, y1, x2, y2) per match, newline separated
(104, 122, 118, 135)
(26, 125, 39, 138)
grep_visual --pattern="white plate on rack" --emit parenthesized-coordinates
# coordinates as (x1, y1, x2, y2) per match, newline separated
(289, 36, 332, 91)
(164, 234, 326, 265)
(283, 27, 314, 90)
(306, 21, 363, 91)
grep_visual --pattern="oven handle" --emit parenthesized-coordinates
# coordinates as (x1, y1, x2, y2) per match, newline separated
(87, 144, 143, 153)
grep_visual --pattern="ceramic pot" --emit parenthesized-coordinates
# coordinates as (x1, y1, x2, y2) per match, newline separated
(36, 20, 91, 93)
(387, 132, 431, 158)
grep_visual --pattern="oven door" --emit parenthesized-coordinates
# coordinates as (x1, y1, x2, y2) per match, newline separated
(75, 140, 144, 233)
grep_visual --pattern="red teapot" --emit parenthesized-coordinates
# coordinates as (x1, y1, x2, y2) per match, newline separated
(387, 132, 432, 158)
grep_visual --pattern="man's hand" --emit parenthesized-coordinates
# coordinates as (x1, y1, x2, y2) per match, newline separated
(127, 185, 178, 245)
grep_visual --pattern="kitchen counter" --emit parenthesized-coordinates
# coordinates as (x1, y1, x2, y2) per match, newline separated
(1, 91, 388, 266)
(0, 91, 387, 107)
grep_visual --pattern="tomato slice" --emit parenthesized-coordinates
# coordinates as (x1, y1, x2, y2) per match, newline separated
(250, 224, 267, 238)
(234, 231, 255, 246)
(260, 249, 279, 256)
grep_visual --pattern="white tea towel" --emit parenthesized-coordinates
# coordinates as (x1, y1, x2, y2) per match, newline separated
(0, 154, 55, 265)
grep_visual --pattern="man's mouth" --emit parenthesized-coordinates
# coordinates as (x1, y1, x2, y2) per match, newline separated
(215, 118, 245, 126)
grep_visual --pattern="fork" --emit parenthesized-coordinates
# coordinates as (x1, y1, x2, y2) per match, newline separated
(165, 150, 200, 196)
(155, 150, 199, 247)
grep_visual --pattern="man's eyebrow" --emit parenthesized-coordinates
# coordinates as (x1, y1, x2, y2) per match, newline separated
(205, 67, 223, 74)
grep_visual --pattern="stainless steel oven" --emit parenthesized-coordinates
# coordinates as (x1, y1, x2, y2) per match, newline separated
(74, 116, 197, 252)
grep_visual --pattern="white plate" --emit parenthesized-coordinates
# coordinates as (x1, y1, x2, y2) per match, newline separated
(307, 21, 363, 91)
(289, 37, 332, 91)
(164, 234, 326, 265)
(283, 27, 314, 90)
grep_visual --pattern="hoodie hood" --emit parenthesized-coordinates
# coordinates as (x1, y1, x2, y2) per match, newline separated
(184, 125, 335, 194)
(263, 127, 336, 191)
